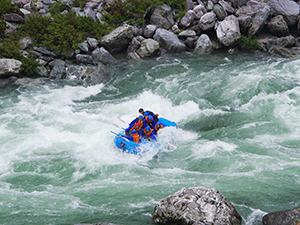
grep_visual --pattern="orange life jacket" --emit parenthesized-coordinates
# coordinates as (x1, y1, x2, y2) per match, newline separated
(132, 133, 140, 143)
(143, 128, 153, 137)
(155, 124, 163, 133)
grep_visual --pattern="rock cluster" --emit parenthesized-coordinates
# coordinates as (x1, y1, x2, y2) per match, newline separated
(263, 207, 300, 225)
(2, 0, 300, 83)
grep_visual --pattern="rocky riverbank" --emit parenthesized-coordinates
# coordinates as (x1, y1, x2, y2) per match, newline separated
(1, 0, 300, 86)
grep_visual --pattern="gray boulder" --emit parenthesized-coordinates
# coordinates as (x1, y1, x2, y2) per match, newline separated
(178, 30, 197, 39)
(99, 24, 133, 54)
(180, 10, 196, 27)
(144, 24, 157, 38)
(92, 47, 117, 65)
(153, 28, 186, 53)
(236, 0, 263, 17)
(3, 13, 24, 23)
(213, 4, 227, 21)
(248, 4, 271, 37)
(194, 34, 213, 55)
(263, 207, 300, 225)
(87, 37, 99, 50)
(76, 54, 94, 65)
(237, 15, 252, 35)
(0, 58, 22, 77)
(267, 15, 289, 36)
(136, 39, 160, 57)
(152, 187, 242, 225)
(216, 15, 241, 47)
(277, 35, 295, 48)
(268, 45, 297, 57)
(66, 63, 110, 85)
(219, 0, 235, 14)
(126, 37, 141, 54)
(269, 0, 299, 26)
(150, 4, 174, 29)
(199, 12, 216, 31)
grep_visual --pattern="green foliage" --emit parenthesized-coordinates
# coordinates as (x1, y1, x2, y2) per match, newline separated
(18, 12, 110, 57)
(0, 0, 15, 16)
(0, 38, 40, 77)
(19, 55, 40, 78)
(0, 38, 21, 59)
(72, 0, 90, 8)
(49, 2, 70, 15)
(0, 19, 6, 38)
(104, 0, 187, 25)
(239, 35, 258, 52)
(19, 15, 52, 41)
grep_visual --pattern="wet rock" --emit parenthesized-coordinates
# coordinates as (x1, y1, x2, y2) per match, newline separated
(237, 15, 252, 35)
(76, 54, 94, 65)
(152, 187, 242, 225)
(66, 63, 110, 85)
(126, 37, 141, 54)
(92, 47, 117, 65)
(153, 28, 186, 53)
(136, 38, 160, 57)
(262, 207, 300, 225)
(194, 34, 213, 55)
(268, 45, 297, 57)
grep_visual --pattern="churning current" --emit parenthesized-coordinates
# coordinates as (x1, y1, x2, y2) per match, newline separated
(1, 52, 300, 225)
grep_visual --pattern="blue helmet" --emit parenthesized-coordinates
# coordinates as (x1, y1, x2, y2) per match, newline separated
(132, 129, 137, 134)
(146, 126, 150, 131)
(147, 115, 152, 121)
(139, 115, 143, 120)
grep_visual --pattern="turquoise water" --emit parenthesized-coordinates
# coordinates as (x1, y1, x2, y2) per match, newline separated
(1, 52, 300, 224)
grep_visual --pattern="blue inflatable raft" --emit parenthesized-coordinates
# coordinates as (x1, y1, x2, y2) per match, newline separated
(113, 117, 177, 155)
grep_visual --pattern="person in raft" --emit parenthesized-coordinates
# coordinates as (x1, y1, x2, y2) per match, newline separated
(121, 129, 140, 143)
(154, 122, 164, 135)
(144, 114, 156, 129)
(125, 116, 144, 136)
(142, 126, 157, 141)
(139, 108, 159, 123)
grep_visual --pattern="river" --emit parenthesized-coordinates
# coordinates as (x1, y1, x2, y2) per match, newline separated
(1, 52, 300, 225)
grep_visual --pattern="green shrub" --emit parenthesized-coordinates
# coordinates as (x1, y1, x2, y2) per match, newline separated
(0, 38, 40, 77)
(19, 55, 40, 78)
(0, 0, 15, 16)
(104, 0, 187, 25)
(239, 35, 258, 52)
(0, 19, 6, 38)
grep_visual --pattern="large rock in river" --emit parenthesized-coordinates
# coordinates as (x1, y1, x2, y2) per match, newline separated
(99, 24, 133, 54)
(152, 187, 242, 225)
(0, 58, 22, 77)
(153, 28, 186, 53)
(263, 207, 300, 225)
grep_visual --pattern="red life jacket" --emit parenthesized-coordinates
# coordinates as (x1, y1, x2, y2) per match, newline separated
(130, 122, 142, 132)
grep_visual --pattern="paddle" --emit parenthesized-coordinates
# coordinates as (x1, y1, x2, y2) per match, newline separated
(111, 131, 129, 142)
